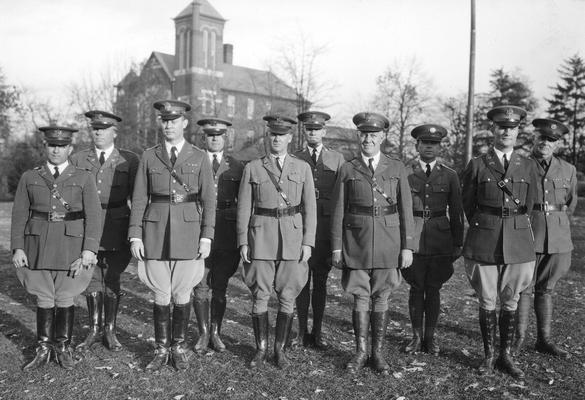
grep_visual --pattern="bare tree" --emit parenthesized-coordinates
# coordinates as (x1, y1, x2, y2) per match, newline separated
(371, 57, 433, 160)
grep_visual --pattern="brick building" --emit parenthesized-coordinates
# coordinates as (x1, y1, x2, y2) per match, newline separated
(114, 0, 299, 156)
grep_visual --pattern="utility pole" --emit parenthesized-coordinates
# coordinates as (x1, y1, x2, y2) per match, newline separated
(465, 0, 476, 164)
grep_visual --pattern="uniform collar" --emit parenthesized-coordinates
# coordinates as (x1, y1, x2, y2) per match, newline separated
(47, 160, 69, 175)
(207, 150, 224, 164)
(418, 159, 437, 171)
(165, 139, 185, 155)
(361, 152, 380, 170)
(94, 145, 115, 161)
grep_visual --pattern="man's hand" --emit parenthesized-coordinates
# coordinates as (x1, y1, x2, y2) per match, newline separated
(300, 245, 312, 262)
(69, 258, 83, 278)
(131, 240, 144, 261)
(240, 245, 251, 264)
(400, 249, 413, 269)
(197, 240, 211, 260)
(331, 250, 343, 270)
(81, 250, 96, 268)
(12, 249, 28, 269)
(452, 246, 463, 262)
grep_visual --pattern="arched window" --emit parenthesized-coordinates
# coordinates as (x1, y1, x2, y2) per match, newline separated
(184, 29, 192, 69)
(202, 29, 209, 69)
(177, 27, 185, 70)
(210, 31, 216, 70)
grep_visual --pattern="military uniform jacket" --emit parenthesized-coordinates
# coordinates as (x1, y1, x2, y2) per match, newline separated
(294, 147, 345, 241)
(212, 155, 244, 250)
(128, 143, 216, 260)
(331, 155, 415, 269)
(11, 164, 101, 270)
(237, 155, 317, 260)
(530, 156, 577, 254)
(408, 162, 464, 255)
(461, 149, 538, 264)
(70, 147, 139, 251)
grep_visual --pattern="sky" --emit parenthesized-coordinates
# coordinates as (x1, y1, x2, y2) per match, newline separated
(1, 0, 584, 124)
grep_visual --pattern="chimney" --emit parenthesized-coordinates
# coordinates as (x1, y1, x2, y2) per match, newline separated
(223, 43, 233, 65)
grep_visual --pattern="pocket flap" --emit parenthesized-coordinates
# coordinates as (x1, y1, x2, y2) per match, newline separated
(183, 207, 200, 222)
(65, 220, 84, 237)
(143, 208, 161, 222)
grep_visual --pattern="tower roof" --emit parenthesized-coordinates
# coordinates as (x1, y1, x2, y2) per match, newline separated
(175, 0, 225, 21)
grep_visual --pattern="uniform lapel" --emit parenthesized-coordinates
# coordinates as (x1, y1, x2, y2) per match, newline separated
(263, 155, 279, 177)
(546, 156, 561, 178)
(352, 157, 371, 178)
(374, 155, 390, 177)
(154, 144, 172, 169)
(413, 162, 428, 182)
(298, 147, 312, 165)
(216, 155, 229, 177)
(40, 164, 54, 182)
(174, 143, 193, 167)
(87, 148, 101, 169)
(505, 152, 523, 178)
(58, 164, 76, 182)
(485, 149, 505, 176)
(107, 147, 120, 167)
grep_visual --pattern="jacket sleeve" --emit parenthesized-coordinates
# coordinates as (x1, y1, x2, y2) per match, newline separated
(448, 171, 465, 247)
(10, 172, 31, 251)
(127, 153, 140, 201)
(525, 160, 538, 214)
(566, 164, 578, 215)
(461, 159, 477, 223)
(82, 172, 102, 253)
(198, 152, 216, 240)
(128, 154, 148, 240)
(301, 162, 317, 247)
(236, 163, 253, 247)
(330, 165, 346, 251)
(397, 163, 415, 250)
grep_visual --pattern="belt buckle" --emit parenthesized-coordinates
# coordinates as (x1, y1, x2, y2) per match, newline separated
(423, 209, 431, 220)
(171, 193, 184, 204)
(373, 206, 380, 217)
(315, 188, 320, 200)
(276, 208, 285, 218)
(48, 211, 65, 222)
(501, 207, 511, 217)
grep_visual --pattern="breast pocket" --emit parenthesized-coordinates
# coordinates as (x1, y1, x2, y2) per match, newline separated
(381, 175, 398, 202)
(510, 177, 528, 201)
(553, 178, 570, 202)
(287, 172, 304, 203)
(319, 168, 336, 194)
(347, 177, 369, 203)
(63, 182, 83, 205)
(220, 174, 240, 200)
(181, 163, 200, 190)
(112, 164, 130, 188)
(250, 176, 270, 203)
(479, 176, 499, 201)
(148, 167, 167, 193)
(27, 182, 48, 205)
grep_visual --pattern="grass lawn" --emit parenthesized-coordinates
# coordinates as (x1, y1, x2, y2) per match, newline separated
(0, 201, 584, 400)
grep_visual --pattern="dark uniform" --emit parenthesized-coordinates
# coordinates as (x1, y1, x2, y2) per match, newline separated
(70, 110, 139, 352)
(237, 115, 317, 369)
(462, 105, 538, 379)
(292, 111, 345, 349)
(514, 118, 577, 358)
(403, 124, 464, 356)
(331, 112, 415, 374)
(129, 100, 216, 371)
(11, 126, 101, 370)
(192, 118, 244, 354)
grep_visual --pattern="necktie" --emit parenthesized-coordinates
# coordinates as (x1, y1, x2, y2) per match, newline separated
(540, 159, 548, 171)
(275, 156, 282, 172)
(311, 149, 318, 165)
(503, 154, 509, 171)
(425, 163, 431, 177)
(53, 166, 60, 179)
(212, 154, 220, 175)
(170, 146, 178, 165)
(368, 158, 375, 174)
(99, 151, 106, 166)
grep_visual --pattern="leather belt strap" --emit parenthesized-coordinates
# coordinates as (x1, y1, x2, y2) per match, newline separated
(348, 204, 397, 216)
(31, 210, 84, 222)
(254, 205, 302, 218)
(533, 203, 566, 212)
(477, 204, 527, 217)
(150, 193, 199, 204)
(413, 209, 447, 219)
(101, 199, 127, 209)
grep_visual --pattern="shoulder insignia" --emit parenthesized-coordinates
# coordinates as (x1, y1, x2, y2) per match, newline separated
(439, 163, 456, 173)
(146, 144, 160, 151)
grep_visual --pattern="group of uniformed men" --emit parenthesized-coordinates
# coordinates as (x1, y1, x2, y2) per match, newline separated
(10, 100, 576, 380)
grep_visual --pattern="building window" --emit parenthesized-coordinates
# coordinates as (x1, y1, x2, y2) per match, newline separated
(202, 29, 209, 69)
(210, 30, 216, 70)
(247, 98, 254, 120)
(184, 29, 191, 68)
(177, 27, 185, 70)
(227, 95, 235, 117)
(265, 101, 272, 113)
(201, 90, 216, 115)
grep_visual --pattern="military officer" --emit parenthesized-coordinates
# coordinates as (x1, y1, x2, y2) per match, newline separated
(237, 115, 317, 369)
(461, 105, 538, 380)
(11, 125, 101, 370)
(192, 117, 243, 354)
(403, 124, 464, 356)
(291, 111, 345, 349)
(71, 110, 139, 353)
(513, 118, 577, 358)
(331, 112, 415, 374)
(129, 100, 216, 371)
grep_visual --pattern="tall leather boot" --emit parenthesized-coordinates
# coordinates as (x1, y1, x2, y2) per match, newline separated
(249, 312, 269, 369)
(193, 299, 210, 354)
(478, 308, 497, 375)
(146, 304, 171, 371)
(76, 292, 102, 352)
(171, 303, 191, 370)
(23, 307, 54, 371)
(346, 310, 370, 373)
(103, 293, 122, 351)
(54, 306, 75, 370)
(404, 290, 424, 354)
(512, 292, 531, 354)
(424, 288, 441, 356)
(209, 297, 227, 352)
(290, 281, 311, 348)
(534, 293, 569, 358)
(496, 309, 525, 380)
(311, 275, 329, 349)
(370, 311, 390, 374)
(274, 312, 293, 369)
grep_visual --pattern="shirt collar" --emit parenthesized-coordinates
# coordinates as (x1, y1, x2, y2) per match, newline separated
(361, 152, 380, 168)
(165, 139, 185, 155)
(47, 160, 69, 174)
(95, 145, 115, 161)
(307, 144, 323, 155)
(207, 150, 224, 163)
(419, 159, 437, 171)
(494, 147, 513, 164)
(270, 153, 287, 161)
